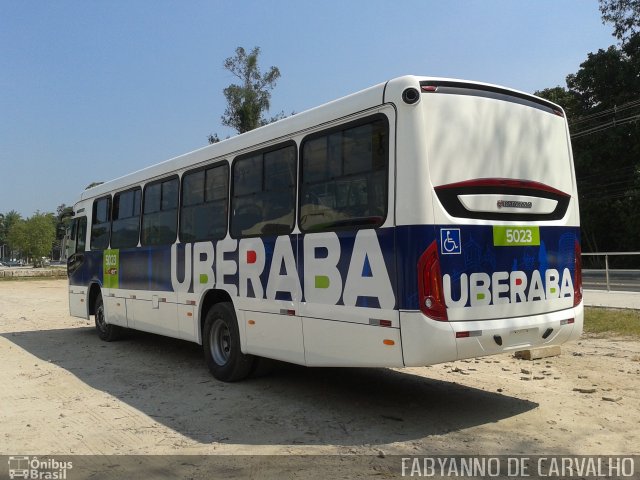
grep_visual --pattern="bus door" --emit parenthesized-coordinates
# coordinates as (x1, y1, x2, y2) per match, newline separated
(125, 246, 179, 338)
(67, 216, 88, 318)
(231, 143, 305, 365)
(239, 235, 306, 365)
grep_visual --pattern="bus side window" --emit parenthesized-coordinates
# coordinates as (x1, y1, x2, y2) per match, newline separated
(180, 163, 229, 242)
(66, 218, 78, 257)
(91, 197, 111, 250)
(141, 177, 179, 246)
(299, 115, 389, 232)
(76, 217, 87, 252)
(231, 143, 296, 238)
(111, 188, 141, 248)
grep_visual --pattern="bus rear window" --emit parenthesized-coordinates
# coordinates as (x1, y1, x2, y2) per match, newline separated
(423, 91, 573, 197)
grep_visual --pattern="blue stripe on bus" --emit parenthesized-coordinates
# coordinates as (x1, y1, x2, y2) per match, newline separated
(69, 225, 579, 311)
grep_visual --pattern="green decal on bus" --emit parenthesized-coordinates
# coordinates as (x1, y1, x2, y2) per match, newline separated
(493, 226, 540, 246)
(103, 249, 120, 288)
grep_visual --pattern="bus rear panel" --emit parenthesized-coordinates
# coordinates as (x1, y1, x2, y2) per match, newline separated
(393, 78, 582, 367)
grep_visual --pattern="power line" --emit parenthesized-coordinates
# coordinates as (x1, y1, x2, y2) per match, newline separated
(578, 181, 640, 198)
(577, 163, 639, 201)
(571, 113, 640, 139)
(577, 165, 636, 182)
(579, 168, 638, 183)
(568, 97, 640, 139)
(570, 98, 640, 126)
(579, 188, 640, 200)
(580, 184, 638, 195)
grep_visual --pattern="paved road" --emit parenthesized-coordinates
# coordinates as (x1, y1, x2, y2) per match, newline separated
(583, 269, 640, 292)
(584, 289, 640, 310)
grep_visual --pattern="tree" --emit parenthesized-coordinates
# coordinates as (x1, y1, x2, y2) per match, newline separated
(8, 212, 56, 266)
(52, 204, 74, 260)
(209, 46, 283, 142)
(56, 204, 74, 239)
(566, 34, 640, 109)
(0, 210, 22, 260)
(2, 210, 22, 234)
(0, 213, 4, 260)
(7, 220, 27, 260)
(533, 86, 581, 119)
(600, 0, 640, 42)
(535, 33, 640, 257)
(207, 133, 221, 145)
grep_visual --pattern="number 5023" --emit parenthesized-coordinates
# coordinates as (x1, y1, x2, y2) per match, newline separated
(505, 229, 532, 243)
(493, 225, 539, 246)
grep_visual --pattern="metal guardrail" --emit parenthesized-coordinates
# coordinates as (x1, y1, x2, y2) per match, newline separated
(582, 252, 640, 291)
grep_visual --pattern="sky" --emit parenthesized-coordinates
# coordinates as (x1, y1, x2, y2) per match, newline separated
(0, 0, 616, 217)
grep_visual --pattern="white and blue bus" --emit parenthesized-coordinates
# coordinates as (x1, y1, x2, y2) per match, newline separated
(66, 75, 583, 381)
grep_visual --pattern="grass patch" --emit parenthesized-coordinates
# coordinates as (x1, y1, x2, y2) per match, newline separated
(0, 274, 67, 282)
(584, 307, 640, 337)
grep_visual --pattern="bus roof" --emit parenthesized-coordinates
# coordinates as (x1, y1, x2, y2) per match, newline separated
(76, 75, 562, 206)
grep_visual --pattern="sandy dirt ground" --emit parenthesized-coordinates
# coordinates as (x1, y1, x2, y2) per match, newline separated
(1, 279, 639, 458)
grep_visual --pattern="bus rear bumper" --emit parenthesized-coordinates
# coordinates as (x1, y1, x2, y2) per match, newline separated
(400, 303, 583, 367)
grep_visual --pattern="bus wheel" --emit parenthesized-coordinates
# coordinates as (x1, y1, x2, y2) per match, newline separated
(94, 294, 123, 342)
(203, 302, 253, 382)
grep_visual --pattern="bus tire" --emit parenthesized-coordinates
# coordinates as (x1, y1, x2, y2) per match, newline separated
(94, 294, 123, 342)
(203, 302, 254, 382)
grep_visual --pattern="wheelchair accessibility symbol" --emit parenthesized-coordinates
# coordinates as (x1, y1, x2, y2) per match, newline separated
(440, 228, 461, 255)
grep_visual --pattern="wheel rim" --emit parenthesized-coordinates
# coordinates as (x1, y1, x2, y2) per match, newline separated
(96, 303, 107, 332)
(210, 319, 231, 366)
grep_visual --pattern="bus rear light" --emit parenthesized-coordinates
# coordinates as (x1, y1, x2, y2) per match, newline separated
(574, 241, 583, 306)
(560, 318, 575, 325)
(435, 178, 569, 197)
(421, 85, 437, 92)
(456, 330, 482, 339)
(369, 318, 393, 327)
(417, 240, 448, 321)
